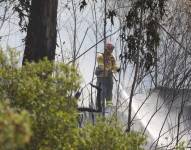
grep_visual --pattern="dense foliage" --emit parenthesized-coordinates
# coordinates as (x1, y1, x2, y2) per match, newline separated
(0, 48, 147, 149)
(0, 48, 80, 149)
(78, 119, 146, 150)
(0, 102, 31, 150)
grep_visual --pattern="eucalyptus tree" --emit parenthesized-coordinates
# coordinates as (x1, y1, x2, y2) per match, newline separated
(114, 0, 168, 132)
(0, 0, 58, 63)
(23, 0, 58, 63)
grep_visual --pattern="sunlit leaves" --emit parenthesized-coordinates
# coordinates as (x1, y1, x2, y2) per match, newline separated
(78, 119, 146, 150)
(0, 49, 80, 149)
(0, 102, 32, 150)
(0, 48, 147, 149)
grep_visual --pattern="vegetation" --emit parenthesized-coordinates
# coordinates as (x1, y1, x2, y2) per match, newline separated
(0, 102, 31, 150)
(0, 0, 190, 149)
(0, 49, 146, 149)
(78, 119, 146, 150)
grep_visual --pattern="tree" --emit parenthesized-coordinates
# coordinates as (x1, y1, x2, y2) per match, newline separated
(23, 0, 58, 63)
(118, 0, 167, 132)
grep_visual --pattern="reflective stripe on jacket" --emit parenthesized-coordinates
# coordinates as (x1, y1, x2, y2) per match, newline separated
(96, 53, 117, 77)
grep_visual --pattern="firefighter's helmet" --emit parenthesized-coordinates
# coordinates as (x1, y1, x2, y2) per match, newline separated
(105, 43, 114, 51)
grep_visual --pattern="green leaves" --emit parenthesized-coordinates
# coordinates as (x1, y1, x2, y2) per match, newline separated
(0, 102, 32, 150)
(77, 118, 146, 150)
(0, 48, 146, 149)
(0, 49, 80, 149)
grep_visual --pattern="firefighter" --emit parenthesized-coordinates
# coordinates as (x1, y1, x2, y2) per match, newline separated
(95, 43, 119, 108)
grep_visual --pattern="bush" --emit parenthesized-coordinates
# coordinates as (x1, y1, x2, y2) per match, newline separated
(0, 102, 32, 150)
(77, 118, 146, 150)
(0, 48, 146, 150)
(176, 142, 186, 150)
(0, 49, 80, 149)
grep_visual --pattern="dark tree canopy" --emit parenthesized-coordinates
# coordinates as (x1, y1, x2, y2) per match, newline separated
(120, 0, 167, 71)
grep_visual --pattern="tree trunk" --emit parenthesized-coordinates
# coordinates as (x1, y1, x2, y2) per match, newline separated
(23, 0, 58, 63)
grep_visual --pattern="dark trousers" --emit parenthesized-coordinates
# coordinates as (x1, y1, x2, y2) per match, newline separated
(96, 72, 113, 106)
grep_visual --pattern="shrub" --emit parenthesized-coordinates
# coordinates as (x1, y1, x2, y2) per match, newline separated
(0, 49, 80, 149)
(0, 102, 31, 150)
(0, 48, 146, 150)
(77, 118, 146, 150)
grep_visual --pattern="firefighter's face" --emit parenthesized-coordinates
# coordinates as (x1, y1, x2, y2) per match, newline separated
(105, 48, 113, 54)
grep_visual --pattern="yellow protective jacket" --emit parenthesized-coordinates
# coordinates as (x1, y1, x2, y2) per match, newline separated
(96, 53, 118, 77)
